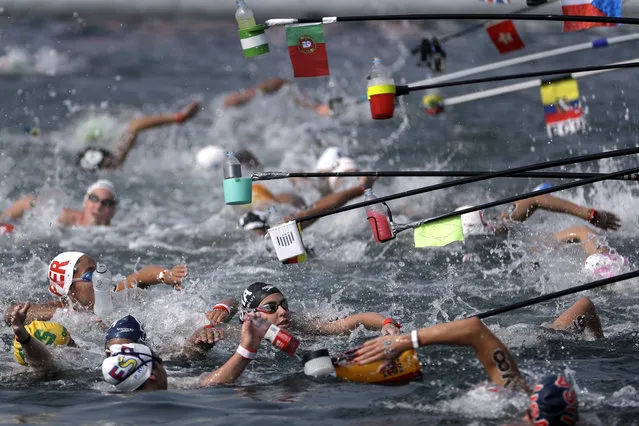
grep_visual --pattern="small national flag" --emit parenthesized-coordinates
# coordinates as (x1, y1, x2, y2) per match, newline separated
(539, 76, 586, 138)
(286, 23, 330, 78)
(414, 216, 465, 248)
(560, 0, 622, 32)
(486, 20, 525, 54)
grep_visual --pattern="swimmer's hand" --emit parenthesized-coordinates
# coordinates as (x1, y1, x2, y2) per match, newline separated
(381, 323, 401, 336)
(359, 175, 378, 190)
(352, 333, 411, 365)
(589, 209, 621, 231)
(175, 102, 200, 123)
(189, 325, 224, 350)
(240, 312, 265, 352)
(162, 264, 188, 290)
(10, 302, 31, 341)
(205, 304, 234, 325)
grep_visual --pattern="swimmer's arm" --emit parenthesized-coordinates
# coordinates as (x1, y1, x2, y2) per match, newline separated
(553, 226, 603, 256)
(503, 194, 591, 222)
(115, 264, 188, 292)
(205, 298, 239, 324)
(294, 185, 366, 230)
(548, 297, 604, 339)
(180, 325, 225, 360)
(56, 208, 82, 227)
(4, 301, 62, 325)
(199, 313, 262, 386)
(314, 312, 385, 335)
(1, 195, 35, 222)
(272, 193, 307, 210)
(10, 302, 57, 372)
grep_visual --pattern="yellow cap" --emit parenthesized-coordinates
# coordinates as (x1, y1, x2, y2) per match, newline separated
(13, 321, 70, 366)
(334, 349, 422, 384)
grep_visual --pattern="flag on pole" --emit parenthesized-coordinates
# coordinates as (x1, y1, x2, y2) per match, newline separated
(414, 216, 465, 248)
(560, 0, 622, 32)
(286, 23, 330, 78)
(486, 20, 526, 54)
(540, 76, 586, 138)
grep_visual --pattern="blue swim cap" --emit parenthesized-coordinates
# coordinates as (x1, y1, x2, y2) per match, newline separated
(529, 375, 578, 426)
(105, 315, 147, 344)
(533, 183, 553, 192)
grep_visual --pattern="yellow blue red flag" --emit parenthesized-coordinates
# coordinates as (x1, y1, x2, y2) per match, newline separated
(539, 76, 585, 137)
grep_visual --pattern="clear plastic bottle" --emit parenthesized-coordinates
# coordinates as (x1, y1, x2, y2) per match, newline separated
(249, 314, 300, 358)
(223, 151, 242, 179)
(367, 57, 395, 120)
(92, 263, 113, 319)
(235, 0, 256, 30)
(364, 188, 394, 242)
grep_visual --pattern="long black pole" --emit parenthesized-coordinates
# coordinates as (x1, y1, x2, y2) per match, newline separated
(475, 270, 639, 319)
(253, 170, 639, 181)
(292, 14, 639, 26)
(294, 145, 639, 224)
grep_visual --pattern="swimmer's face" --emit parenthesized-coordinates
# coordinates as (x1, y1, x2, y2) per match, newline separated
(83, 188, 117, 225)
(68, 255, 97, 308)
(256, 293, 291, 329)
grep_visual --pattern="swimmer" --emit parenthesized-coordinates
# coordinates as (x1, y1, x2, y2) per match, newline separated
(222, 77, 333, 117)
(76, 101, 200, 171)
(101, 311, 268, 391)
(353, 316, 579, 425)
(205, 282, 402, 337)
(9, 302, 75, 373)
(313, 147, 360, 197)
(4, 251, 187, 324)
(1, 179, 118, 227)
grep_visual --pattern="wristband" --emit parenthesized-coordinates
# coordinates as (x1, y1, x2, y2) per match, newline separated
(204, 324, 215, 329)
(175, 112, 186, 123)
(236, 345, 257, 360)
(157, 270, 169, 283)
(382, 317, 402, 329)
(588, 209, 599, 225)
(16, 334, 32, 345)
(411, 330, 420, 349)
(213, 303, 231, 314)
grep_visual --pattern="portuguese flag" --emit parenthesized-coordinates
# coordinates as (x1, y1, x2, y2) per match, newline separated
(286, 23, 330, 78)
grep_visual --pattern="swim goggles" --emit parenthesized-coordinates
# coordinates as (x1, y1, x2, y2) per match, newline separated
(256, 298, 289, 314)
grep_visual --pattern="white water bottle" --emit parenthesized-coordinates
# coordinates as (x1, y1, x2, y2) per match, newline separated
(92, 263, 113, 319)
(235, 0, 256, 30)
(249, 315, 300, 358)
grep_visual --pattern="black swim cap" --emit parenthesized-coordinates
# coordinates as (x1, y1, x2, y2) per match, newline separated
(239, 282, 282, 322)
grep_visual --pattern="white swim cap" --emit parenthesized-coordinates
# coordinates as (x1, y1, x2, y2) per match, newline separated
(48, 251, 86, 297)
(455, 205, 488, 237)
(195, 145, 225, 169)
(328, 157, 359, 192)
(584, 252, 630, 279)
(102, 343, 155, 392)
(316, 147, 349, 172)
(85, 179, 117, 201)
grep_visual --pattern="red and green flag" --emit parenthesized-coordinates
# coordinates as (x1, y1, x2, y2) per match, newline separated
(286, 23, 330, 78)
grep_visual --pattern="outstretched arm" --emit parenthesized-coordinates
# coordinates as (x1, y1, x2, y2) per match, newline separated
(114, 264, 188, 292)
(1, 195, 35, 222)
(10, 302, 56, 372)
(198, 312, 264, 387)
(553, 225, 606, 256)
(501, 194, 620, 230)
(353, 317, 526, 390)
(110, 102, 200, 167)
(294, 176, 377, 230)
(312, 312, 401, 336)
(4, 301, 62, 325)
(546, 297, 604, 339)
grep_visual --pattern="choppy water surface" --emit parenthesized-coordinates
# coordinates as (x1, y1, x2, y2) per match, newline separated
(2, 16, 639, 425)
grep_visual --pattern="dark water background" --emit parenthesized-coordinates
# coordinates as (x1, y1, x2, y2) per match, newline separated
(1, 15, 639, 425)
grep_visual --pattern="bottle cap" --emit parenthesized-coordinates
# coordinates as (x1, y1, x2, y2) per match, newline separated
(96, 263, 107, 273)
(303, 349, 335, 377)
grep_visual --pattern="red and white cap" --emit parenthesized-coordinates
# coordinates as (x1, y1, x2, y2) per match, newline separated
(48, 251, 86, 297)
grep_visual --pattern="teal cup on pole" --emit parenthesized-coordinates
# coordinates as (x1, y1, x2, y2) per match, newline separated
(223, 152, 252, 205)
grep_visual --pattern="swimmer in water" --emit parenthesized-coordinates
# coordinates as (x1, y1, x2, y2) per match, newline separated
(76, 102, 200, 171)
(4, 251, 188, 324)
(101, 311, 269, 391)
(2, 179, 118, 227)
(204, 282, 402, 337)
(353, 316, 580, 425)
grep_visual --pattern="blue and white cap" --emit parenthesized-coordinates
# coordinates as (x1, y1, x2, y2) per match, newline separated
(533, 182, 553, 192)
(105, 315, 147, 344)
(102, 343, 155, 392)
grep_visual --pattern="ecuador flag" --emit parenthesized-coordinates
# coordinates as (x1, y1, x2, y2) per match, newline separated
(540, 76, 586, 137)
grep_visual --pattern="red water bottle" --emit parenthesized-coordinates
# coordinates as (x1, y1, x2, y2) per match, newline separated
(250, 315, 300, 357)
(364, 188, 394, 242)
(367, 57, 396, 120)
